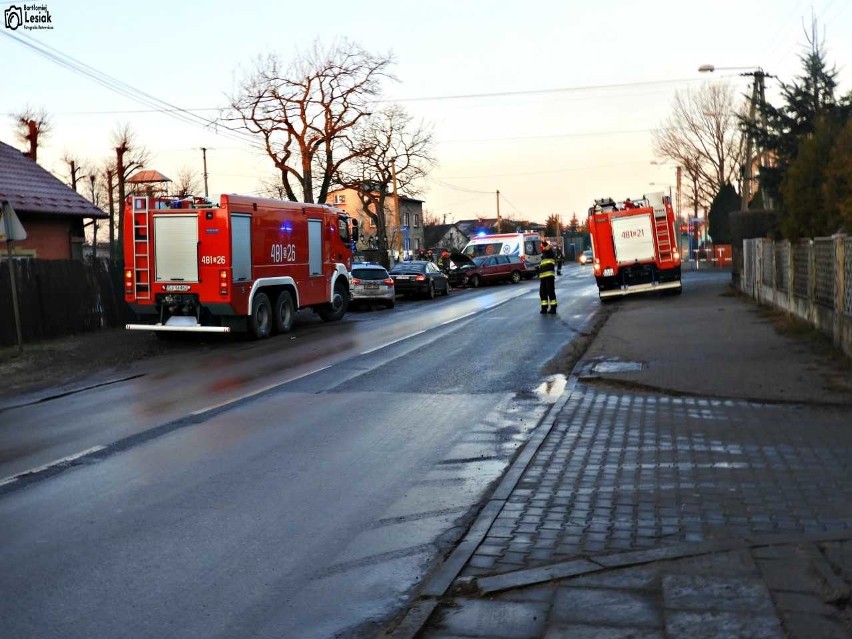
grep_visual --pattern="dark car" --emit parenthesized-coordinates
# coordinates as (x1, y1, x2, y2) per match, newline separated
(389, 260, 450, 299)
(453, 254, 525, 288)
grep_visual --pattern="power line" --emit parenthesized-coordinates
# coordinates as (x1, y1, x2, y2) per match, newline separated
(499, 192, 525, 218)
(382, 77, 703, 103)
(0, 30, 261, 148)
(437, 127, 656, 145)
(424, 176, 493, 195)
(435, 160, 652, 181)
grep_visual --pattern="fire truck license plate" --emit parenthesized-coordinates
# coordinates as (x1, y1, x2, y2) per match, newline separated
(604, 268, 614, 276)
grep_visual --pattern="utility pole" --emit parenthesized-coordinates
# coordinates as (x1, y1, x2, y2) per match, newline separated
(89, 174, 98, 261)
(391, 160, 401, 256)
(114, 144, 126, 266)
(698, 64, 772, 212)
(742, 77, 758, 212)
(741, 68, 772, 212)
(201, 147, 210, 198)
(496, 189, 502, 233)
(676, 166, 682, 220)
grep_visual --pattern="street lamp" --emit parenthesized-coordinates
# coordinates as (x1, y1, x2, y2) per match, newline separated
(699, 64, 773, 211)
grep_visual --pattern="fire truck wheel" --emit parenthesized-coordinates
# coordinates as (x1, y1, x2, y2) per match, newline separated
(249, 292, 272, 339)
(274, 291, 295, 334)
(318, 280, 348, 322)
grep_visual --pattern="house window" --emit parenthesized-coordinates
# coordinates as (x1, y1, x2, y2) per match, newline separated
(413, 213, 419, 228)
(333, 194, 346, 205)
(403, 213, 409, 226)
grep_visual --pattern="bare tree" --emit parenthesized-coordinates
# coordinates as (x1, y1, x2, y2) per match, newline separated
(12, 105, 52, 162)
(225, 39, 394, 204)
(336, 105, 435, 252)
(61, 152, 89, 192)
(112, 124, 151, 264)
(171, 166, 202, 197)
(255, 174, 288, 199)
(423, 209, 442, 226)
(653, 82, 745, 211)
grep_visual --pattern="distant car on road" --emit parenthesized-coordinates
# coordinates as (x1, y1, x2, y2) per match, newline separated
(389, 260, 450, 299)
(350, 263, 395, 309)
(579, 249, 593, 265)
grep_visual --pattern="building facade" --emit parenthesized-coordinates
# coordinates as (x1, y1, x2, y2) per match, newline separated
(325, 188, 425, 257)
(0, 140, 107, 260)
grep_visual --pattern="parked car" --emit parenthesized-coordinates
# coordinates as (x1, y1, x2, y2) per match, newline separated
(579, 249, 593, 265)
(389, 260, 450, 299)
(452, 254, 525, 288)
(350, 263, 395, 309)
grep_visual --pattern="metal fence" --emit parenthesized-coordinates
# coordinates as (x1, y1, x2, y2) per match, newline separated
(814, 238, 836, 310)
(774, 241, 790, 294)
(741, 234, 851, 358)
(845, 237, 852, 317)
(793, 241, 810, 300)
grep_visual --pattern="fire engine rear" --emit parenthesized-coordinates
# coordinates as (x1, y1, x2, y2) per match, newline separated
(587, 192, 682, 300)
(123, 194, 358, 339)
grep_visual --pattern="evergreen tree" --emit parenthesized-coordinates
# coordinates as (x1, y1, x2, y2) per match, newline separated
(745, 19, 851, 208)
(707, 183, 740, 244)
(822, 119, 852, 234)
(544, 214, 561, 237)
(780, 116, 841, 238)
(567, 213, 581, 235)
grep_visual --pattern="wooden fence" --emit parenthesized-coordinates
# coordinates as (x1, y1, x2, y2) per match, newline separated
(0, 259, 127, 347)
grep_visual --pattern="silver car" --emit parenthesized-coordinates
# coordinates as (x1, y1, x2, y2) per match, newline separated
(350, 263, 395, 309)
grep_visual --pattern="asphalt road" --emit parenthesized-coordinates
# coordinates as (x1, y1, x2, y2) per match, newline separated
(0, 264, 600, 638)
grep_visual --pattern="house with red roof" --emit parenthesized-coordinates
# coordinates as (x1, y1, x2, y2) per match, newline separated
(0, 140, 107, 260)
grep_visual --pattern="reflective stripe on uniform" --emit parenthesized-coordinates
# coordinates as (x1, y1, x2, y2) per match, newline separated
(539, 257, 556, 278)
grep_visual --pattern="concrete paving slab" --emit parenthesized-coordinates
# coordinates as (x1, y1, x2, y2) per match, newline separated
(544, 625, 664, 639)
(662, 574, 775, 613)
(431, 598, 548, 639)
(550, 587, 662, 627)
(665, 611, 785, 639)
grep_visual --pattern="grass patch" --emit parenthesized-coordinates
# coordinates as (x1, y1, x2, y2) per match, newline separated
(756, 306, 852, 373)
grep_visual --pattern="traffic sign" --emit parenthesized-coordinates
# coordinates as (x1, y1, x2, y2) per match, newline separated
(1, 201, 27, 242)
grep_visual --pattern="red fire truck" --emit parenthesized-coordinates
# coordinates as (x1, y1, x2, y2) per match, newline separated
(123, 194, 358, 338)
(587, 192, 682, 300)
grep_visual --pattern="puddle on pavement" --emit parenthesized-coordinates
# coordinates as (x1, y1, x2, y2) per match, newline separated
(535, 374, 568, 401)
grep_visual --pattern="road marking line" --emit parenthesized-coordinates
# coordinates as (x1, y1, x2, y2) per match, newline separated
(0, 445, 106, 487)
(441, 311, 476, 326)
(360, 330, 426, 355)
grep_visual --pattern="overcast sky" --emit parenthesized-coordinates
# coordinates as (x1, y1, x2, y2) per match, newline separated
(2, 0, 850, 224)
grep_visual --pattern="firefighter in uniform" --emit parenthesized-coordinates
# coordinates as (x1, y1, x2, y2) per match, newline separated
(538, 241, 557, 314)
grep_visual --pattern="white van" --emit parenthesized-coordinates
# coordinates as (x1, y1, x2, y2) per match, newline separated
(462, 233, 542, 278)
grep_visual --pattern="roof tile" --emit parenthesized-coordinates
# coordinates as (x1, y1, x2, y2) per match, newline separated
(0, 140, 107, 218)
